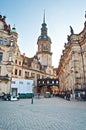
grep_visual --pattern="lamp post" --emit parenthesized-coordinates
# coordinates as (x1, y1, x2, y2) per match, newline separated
(70, 66, 75, 99)
(28, 76, 34, 104)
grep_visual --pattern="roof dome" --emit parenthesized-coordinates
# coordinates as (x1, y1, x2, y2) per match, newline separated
(11, 27, 17, 33)
(38, 34, 51, 42)
(10, 25, 17, 33)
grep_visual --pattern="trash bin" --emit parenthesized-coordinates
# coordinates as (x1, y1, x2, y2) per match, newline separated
(44, 92, 51, 98)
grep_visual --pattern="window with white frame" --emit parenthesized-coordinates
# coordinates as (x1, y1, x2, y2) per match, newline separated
(9, 53, 13, 61)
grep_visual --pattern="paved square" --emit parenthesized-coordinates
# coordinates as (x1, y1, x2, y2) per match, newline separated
(0, 97, 86, 130)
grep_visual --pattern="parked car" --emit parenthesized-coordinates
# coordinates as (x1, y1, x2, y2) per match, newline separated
(2, 93, 11, 101)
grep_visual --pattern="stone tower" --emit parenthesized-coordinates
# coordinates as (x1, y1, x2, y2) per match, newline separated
(36, 12, 52, 67)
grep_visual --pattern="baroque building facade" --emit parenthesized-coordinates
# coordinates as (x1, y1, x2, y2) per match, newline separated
(0, 14, 57, 97)
(58, 15, 86, 98)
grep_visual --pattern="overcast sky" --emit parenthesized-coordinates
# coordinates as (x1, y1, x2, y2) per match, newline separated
(0, 0, 86, 67)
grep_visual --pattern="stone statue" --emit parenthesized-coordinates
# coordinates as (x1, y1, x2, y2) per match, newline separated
(2, 16, 6, 23)
(70, 26, 74, 35)
(67, 35, 70, 41)
(64, 43, 67, 48)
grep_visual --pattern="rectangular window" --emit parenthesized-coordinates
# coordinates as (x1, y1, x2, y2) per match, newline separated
(0, 52, 3, 61)
(0, 38, 3, 45)
(10, 39, 14, 47)
(15, 69, 17, 75)
(0, 66, 1, 75)
(27, 82, 30, 85)
(9, 53, 13, 57)
(31, 73, 35, 78)
(25, 71, 29, 78)
(11, 81, 16, 84)
(19, 61, 21, 65)
(9, 53, 13, 61)
(3, 38, 8, 45)
(37, 74, 40, 79)
(19, 81, 23, 84)
(42, 75, 44, 78)
(15, 60, 17, 64)
(19, 70, 21, 76)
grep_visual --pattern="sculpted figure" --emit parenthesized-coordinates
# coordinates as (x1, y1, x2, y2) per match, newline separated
(67, 35, 70, 41)
(70, 26, 74, 35)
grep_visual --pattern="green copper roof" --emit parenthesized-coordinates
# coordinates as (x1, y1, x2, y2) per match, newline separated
(11, 27, 17, 33)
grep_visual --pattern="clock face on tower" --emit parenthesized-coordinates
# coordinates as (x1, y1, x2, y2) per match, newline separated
(42, 44, 50, 51)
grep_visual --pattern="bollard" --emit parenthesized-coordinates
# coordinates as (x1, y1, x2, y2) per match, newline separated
(31, 97, 33, 104)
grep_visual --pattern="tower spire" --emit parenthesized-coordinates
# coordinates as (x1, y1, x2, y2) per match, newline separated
(41, 10, 47, 35)
(43, 10, 45, 23)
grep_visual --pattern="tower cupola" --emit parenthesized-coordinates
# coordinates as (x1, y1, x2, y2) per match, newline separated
(38, 11, 51, 42)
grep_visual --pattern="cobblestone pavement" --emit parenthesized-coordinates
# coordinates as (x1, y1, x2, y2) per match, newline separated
(0, 97, 86, 130)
